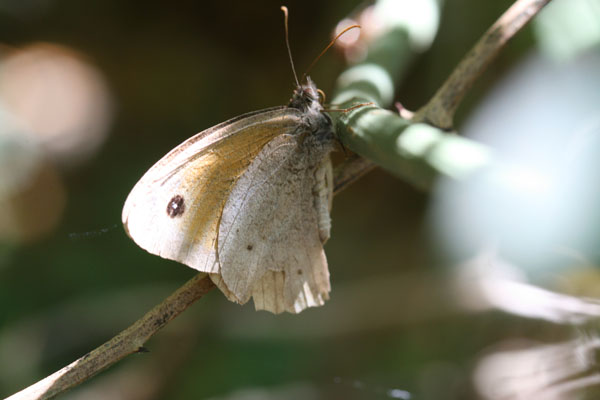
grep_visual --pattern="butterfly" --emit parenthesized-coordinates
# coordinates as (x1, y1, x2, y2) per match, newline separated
(122, 8, 358, 314)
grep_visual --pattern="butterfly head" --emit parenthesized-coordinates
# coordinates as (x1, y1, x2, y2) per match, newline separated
(287, 77, 333, 145)
(288, 77, 322, 115)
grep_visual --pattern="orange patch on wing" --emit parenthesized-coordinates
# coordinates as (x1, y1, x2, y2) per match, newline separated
(180, 118, 299, 250)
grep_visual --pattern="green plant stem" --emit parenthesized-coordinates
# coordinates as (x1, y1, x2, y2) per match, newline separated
(332, 0, 552, 190)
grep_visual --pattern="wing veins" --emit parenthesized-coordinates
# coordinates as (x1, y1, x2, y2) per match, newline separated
(152, 112, 292, 187)
(217, 140, 297, 253)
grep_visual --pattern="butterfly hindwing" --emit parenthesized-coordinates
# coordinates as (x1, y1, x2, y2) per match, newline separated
(213, 132, 334, 313)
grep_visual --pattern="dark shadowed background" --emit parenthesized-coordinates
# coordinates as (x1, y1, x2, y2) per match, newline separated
(2, 0, 600, 399)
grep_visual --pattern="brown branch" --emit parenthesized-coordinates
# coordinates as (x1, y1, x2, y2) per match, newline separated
(5, 164, 369, 400)
(5, 273, 215, 400)
(412, 0, 552, 130)
(6, 160, 370, 400)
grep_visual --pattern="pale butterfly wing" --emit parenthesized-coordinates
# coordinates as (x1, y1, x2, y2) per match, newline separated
(122, 107, 306, 272)
(213, 133, 334, 314)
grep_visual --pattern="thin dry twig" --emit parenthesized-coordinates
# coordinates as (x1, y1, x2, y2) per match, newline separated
(412, 0, 552, 130)
(5, 274, 215, 400)
(4, 162, 361, 400)
(4, 163, 368, 400)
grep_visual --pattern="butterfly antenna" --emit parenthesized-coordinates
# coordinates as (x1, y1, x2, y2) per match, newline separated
(302, 24, 360, 82)
(281, 6, 300, 87)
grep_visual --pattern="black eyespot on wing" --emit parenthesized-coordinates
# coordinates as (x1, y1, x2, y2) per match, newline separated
(247, 244, 253, 251)
(166, 195, 185, 218)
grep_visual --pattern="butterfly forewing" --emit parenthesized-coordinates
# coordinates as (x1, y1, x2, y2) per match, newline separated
(122, 108, 306, 272)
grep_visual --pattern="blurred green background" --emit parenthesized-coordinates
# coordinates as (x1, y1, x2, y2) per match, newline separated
(2, 0, 600, 399)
